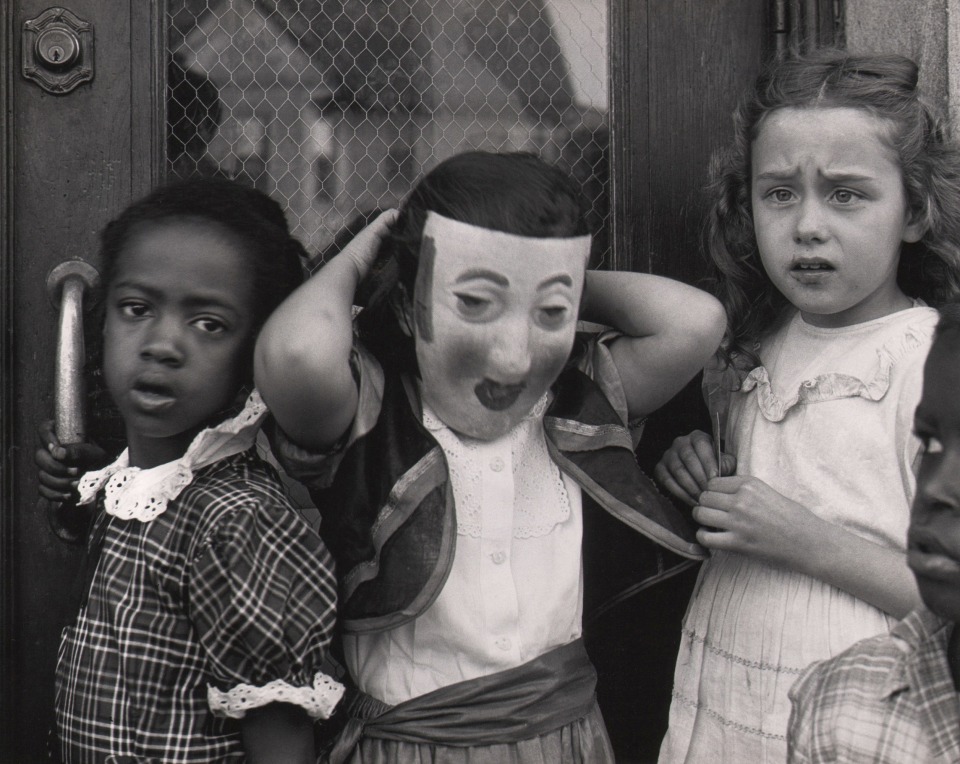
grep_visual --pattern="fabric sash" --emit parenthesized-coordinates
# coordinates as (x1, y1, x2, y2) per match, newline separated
(324, 638, 597, 762)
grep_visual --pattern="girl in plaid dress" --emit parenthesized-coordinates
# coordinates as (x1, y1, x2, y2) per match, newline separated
(37, 178, 342, 763)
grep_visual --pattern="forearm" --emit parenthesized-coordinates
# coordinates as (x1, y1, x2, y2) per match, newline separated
(799, 517, 921, 619)
(581, 270, 723, 340)
(254, 253, 362, 448)
(699, 475, 922, 619)
(257, 251, 360, 381)
(241, 702, 315, 764)
(582, 270, 725, 416)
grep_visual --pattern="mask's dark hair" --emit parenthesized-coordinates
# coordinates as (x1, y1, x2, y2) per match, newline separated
(97, 177, 306, 389)
(709, 49, 960, 368)
(355, 151, 588, 373)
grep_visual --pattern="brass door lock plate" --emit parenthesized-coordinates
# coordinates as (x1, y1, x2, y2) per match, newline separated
(22, 7, 94, 95)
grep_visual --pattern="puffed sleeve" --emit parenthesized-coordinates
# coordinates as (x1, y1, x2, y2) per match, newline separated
(577, 328, 687, 449)
(268, 340, 385, 490)
(188, 491, 344, 720)
(573, 328, 635, 426)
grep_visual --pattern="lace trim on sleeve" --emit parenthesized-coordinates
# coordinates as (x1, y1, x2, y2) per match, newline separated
(207, 670, 345, 720)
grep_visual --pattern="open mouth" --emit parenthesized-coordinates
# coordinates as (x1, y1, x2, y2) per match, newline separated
(790, 261, 835, 283)
(130, 380, 176, 412)
(474, 379, 526, 411)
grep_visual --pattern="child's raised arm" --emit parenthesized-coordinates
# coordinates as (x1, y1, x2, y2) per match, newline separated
(254, 210, 397, 450)
(580, 271, 725, 419)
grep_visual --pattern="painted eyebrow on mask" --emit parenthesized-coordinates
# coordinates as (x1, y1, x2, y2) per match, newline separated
(537, 274, 574, 290)
(454, 268, 509, 287)
(451, 272, 574, 290)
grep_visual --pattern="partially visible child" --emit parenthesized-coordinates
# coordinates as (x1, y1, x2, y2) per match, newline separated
(654, 50, 960, 762)
(788, 303, 960, 763)
(37, 177, 342, 762)
(255, 150, 724, 761)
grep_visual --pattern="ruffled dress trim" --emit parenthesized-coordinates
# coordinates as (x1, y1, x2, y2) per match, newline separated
(207, 670, 345, 720)
(737, 315, 933, 423)
(76, 391, 267, 521)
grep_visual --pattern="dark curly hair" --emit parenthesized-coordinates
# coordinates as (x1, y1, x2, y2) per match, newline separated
(100, 177, 305, 334)
(355, 151, 588, 374)
(935, 300, 960, 337)
(709, 49, 960, 368)
(88, 177, 305, 437)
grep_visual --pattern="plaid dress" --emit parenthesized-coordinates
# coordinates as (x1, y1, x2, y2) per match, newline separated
(56, 449, 339, 763)
(788, 609, 960, 763)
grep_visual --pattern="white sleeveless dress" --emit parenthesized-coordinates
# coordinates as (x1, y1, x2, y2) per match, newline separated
(658, 306, 937, 763)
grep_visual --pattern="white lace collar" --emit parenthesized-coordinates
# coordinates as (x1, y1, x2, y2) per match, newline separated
(422, 392, 572, 539)
(76, 390, 268, 522)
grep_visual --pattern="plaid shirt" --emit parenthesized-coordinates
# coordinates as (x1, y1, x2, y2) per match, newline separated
(788, 608, 960, 763)
(56, 450, 338, 763)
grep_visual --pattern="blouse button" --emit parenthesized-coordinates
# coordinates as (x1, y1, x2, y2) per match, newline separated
(491, 550, 507, 565)
(490, 456, 505, 472)
(495, 637, 512, 651)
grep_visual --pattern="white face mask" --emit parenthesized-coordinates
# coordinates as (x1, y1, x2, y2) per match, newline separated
(410, 212, 591, 441)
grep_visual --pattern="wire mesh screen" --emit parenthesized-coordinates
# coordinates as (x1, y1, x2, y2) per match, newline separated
(167, 0, 609, 265)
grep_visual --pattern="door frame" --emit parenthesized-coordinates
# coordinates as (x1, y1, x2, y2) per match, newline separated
(609, 0, 843, 276)
(1, 5, 17, 747)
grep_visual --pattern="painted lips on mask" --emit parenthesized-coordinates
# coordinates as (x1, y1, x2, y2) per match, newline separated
(474, 379, 526, 411)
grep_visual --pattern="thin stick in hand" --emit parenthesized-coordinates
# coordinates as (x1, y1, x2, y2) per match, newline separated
(715, 411, 723, 478)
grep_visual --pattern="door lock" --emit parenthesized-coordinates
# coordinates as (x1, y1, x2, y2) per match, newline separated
(36, 26, 80, 69)
(22, 7, 94, 94)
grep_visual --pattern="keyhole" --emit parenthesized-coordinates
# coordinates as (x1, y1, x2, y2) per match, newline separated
(34, 26, 80, 69)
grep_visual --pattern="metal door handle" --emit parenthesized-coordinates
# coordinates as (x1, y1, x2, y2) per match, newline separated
(46, 260, 99, 444)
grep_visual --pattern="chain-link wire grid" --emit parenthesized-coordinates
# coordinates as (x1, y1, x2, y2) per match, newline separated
(168, 0, 609, 265)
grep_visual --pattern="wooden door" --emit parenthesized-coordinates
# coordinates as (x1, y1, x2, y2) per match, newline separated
(1, 3, 164, 760)
(1, 2, 833, 761)
(597, 3, 839, 759)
